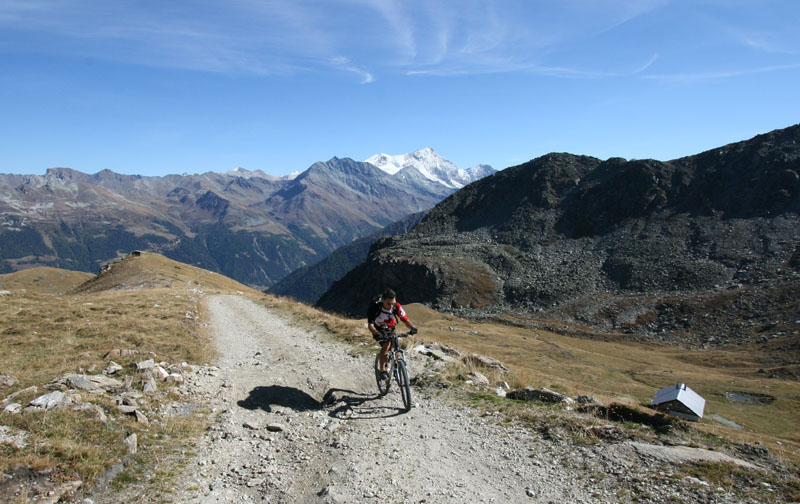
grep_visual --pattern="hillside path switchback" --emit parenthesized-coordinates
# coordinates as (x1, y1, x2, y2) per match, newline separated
(168, 294, 599, 503)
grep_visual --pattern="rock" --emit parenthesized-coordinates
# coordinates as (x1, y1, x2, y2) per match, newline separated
(136, 359, 156, 371)
(90, 374, 124, 389)
(26, 390, 71, 411)
(3, 403, 22, 414)
(125, 433, 138, 454)
(166, 373, 184, 384)
(134, 409, 149, 425)
(0, 374, 18, 387)
(104, 349, 141, 360)
(1, 385, 37, 405)
(74, 403, 108, 423)
(507, 387, 567, 404)
(243, 421, 260, 430)
(586, 425, 622, 440)
(466, 371, 490, 386)
(463, 354, 509, 374)
(61, 374, 102, 392)
(575, 395, 603, 406)
(266, 423, 286, 432)
(0, 425, 29, 448)
(42, 480, 83, 503)
(54, 374, 124, 392)
(142, 376, 157, 394)
(103, 361, 123, 375)
(152, 366, 169, 380)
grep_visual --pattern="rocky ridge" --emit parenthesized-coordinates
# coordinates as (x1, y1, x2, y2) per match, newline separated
(318, 124, 800, 347)
(0, 150, 494, 289)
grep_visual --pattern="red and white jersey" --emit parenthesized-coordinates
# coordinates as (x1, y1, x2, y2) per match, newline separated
(373, 302, 408, 330)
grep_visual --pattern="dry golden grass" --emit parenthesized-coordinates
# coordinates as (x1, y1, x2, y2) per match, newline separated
(251, 295, 800, 461)
(0, 267, 93, 294)
(0, 252, 257, 490)
(399, 303, 800, 461)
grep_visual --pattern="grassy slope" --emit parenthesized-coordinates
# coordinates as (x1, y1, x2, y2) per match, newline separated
(404, 303, 800, 457)
(2, 253, 797, 498)
(0, 252, 262, 496)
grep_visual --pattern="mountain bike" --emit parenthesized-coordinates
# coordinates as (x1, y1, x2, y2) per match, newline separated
(374, 331, 413, 411)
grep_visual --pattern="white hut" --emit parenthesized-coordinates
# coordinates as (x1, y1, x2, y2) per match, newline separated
(651, 383, 705, 421)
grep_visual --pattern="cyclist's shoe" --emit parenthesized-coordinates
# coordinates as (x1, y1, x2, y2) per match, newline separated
(379, 370, 389, 380)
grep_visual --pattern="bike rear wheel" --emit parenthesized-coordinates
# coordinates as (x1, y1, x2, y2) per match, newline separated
(396, 358, 412, 411)
(375, 352, 391, 395)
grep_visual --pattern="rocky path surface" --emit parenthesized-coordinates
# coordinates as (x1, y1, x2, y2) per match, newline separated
(169, 295, 601, 503)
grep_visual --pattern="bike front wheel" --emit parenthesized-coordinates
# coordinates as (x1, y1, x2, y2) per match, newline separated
(375, 352, 391, 396)
(396, 358, 412, 411)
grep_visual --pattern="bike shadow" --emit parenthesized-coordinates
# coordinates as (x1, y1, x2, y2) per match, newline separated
(323, 388, 408, 419)
(238, 385, 322, 413)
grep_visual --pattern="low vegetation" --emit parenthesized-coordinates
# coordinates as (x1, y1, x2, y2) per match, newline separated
(0, 253, 260, 499)
(2, 253, 798, 501)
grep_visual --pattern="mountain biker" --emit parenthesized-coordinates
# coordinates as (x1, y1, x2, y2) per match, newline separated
(368, 288, 417, 380)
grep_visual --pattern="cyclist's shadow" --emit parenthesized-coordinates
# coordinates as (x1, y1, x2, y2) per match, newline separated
(238, 385, 321, 412)
(323, 388, 409, 419)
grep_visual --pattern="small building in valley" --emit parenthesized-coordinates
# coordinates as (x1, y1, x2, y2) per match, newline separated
(651, 383, 705, 421)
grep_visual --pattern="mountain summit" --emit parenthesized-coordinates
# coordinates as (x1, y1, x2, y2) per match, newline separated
(366, 148, 495, 189)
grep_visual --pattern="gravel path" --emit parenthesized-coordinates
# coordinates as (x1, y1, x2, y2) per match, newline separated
(170, 294, 598, 503)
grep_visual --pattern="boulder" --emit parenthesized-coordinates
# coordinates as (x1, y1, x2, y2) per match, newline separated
(466, 371, 490, 386)
(508, 387, 567, 404)
(103, 348, 142, 360)
(26, 390, 72, 412)
(0, 374, 18, 387)
(103, 361, 123, 375)
(142, 376, 157, 393)
(3, 403, 22, 414)
(53, 374, 124, 393)
(136, 359, 156, 371)
(61, 374, 102, 392)
(0, 425, 29, 449)
(575, 395, 604, 406)
(125, 433, 138, 455)
(152, 366, 169, 380)
(462, 354, 509, 374)
(2, 385, 37, 405)
(166, 373, 184, 384)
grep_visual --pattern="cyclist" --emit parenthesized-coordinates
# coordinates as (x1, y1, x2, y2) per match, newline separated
(368, 288, 417, 380)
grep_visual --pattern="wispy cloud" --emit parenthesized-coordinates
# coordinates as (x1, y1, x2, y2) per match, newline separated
(3, 0, 793, 84)
(643, 63, 800, 82)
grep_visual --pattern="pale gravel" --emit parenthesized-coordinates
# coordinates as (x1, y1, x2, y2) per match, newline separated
(167, 294, 600, 503)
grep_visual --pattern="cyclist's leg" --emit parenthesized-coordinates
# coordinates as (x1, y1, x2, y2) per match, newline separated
(379, 341, 391, 371)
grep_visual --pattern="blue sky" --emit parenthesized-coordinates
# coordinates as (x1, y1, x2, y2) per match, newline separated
(1, 0, 798, 177)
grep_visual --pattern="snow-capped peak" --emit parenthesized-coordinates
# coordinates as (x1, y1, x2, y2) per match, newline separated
(365, 147, 493, 189)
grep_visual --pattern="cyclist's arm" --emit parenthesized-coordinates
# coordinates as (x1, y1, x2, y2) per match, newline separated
(368, 322, 380, 336)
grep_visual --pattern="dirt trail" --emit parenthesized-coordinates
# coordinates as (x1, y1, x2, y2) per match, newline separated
(169, 294, 599, 503)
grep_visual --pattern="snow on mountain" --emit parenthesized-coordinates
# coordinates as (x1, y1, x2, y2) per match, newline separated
(365, 147, 494, 189)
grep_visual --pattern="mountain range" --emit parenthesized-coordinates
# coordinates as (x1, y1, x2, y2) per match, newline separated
(0, 149, 494, 289)
(317, 124, 800, 347)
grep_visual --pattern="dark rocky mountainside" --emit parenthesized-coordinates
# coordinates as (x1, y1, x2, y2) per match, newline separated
(0, 158, 452, 289)
(267, 211, 426, 304)
(318, 124, 800, 347)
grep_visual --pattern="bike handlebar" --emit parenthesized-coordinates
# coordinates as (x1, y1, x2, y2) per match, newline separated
(376, 331, 415, 342)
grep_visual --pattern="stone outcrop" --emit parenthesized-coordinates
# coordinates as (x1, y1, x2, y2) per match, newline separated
(317, 124, 800, 347)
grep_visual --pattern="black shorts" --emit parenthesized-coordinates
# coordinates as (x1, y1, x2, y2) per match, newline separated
(373, 329, 395, 342)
